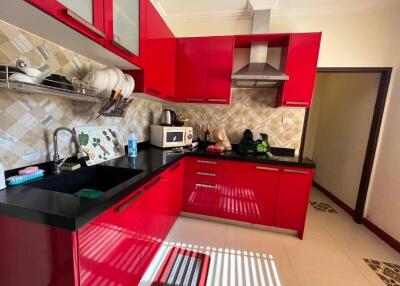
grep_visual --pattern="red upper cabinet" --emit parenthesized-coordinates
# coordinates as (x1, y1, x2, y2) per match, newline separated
(175, 37, 210, 103)
(175, 36, 234, 104)
(103, 0, 144, 66)
(206, 36, 235, 104)
(277, 33, 321, 108)
(25, 0, 106, 44)
(143, 0, 176, 100)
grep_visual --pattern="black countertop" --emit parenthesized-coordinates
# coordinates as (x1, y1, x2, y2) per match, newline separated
(0, 146, 314, 231)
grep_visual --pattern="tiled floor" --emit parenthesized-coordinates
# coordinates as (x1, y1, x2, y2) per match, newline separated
(140, 188, 400, 285)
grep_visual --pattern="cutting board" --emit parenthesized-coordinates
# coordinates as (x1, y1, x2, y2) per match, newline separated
(74, 126, 125, 166)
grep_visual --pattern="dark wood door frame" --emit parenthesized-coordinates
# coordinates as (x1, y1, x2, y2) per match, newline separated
(301, 67, 392, 224)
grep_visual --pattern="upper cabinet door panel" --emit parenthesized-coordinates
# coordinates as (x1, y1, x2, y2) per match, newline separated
(207, 36, 234, 104)
(278, 33, 321, 108)
(112, 0, 140, 55)
(26, 0, 105, 43)
(176, 38, 209, 102)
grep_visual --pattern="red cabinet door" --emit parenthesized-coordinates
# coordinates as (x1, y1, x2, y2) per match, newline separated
(206, 36, 234, 104)
(175, 37, 210, 103)
(168, 160, 184, 217)
(274, 167, 313, 237)
(223, 161, 279, 225)
(143, 0, 176, 99)
(25, 0, 105, 45)
(78, 190, 143, 286)
(277, 33, 321, 108)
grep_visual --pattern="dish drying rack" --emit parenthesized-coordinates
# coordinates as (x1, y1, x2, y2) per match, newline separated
(0, 65, 134, 117)
(0, 65, 108, 103)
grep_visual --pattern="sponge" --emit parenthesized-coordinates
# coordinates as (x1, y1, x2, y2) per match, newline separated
(7, 170, 45, 186)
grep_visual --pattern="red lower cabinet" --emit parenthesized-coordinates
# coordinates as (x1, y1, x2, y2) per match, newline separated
(78, 190, 143, 286)
(274, 167, 314, 238)
(222, 161, 280, 225)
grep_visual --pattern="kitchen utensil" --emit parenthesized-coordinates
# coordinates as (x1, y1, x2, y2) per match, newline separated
(112, 68, 125, 92)
(74, 126, 125, 166)
(83, 70, 109, 93)
(42, 74, 74, 91)
(8, 73, 36, 84)
(0, 66, 26, 80)
(161, 109, 177, 126)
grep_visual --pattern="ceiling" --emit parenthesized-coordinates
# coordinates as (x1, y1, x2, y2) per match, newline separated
(154, 0, 400, 22)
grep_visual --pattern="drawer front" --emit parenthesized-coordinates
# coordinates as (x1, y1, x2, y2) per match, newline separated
(186, 157, 224, 182)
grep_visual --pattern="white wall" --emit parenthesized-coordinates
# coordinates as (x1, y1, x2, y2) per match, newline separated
(309, 73, 380, 208)
(164, 8, 400, 241)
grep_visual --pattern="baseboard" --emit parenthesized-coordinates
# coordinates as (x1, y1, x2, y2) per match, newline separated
(363, 218, 400, 254)
(312, 181, 355, 216)
(312, 181, 400, 254)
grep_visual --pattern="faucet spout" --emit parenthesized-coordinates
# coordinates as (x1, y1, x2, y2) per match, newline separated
(53, 127, 87, 174)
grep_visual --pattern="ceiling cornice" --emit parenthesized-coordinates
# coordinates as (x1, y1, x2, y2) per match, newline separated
(155, 1, 254, 23)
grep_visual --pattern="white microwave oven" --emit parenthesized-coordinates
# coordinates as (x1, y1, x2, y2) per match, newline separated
(150, 125, 193, 148)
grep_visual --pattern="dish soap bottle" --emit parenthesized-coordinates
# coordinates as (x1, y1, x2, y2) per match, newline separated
(204, 124, 211, 146)
(0, 161, 6, 190)
(128, 131, 138, 158)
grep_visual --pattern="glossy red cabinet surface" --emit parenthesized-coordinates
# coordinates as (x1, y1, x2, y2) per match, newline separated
(220, 161, 280, 225)
(274, 167, 314, 238)
(0, 215, 79, 286)
(143, 0, 176, 100)
(277, 33, 321, 108)
(78, 190, 143, 286)
(25, 0, 105, 45)
(175, 36, 234, 104)
(206, 36, 235, 104)
(175, 37, 210, 103)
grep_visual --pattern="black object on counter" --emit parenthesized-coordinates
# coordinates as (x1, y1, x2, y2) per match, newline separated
(42, 74, 74, 91)
(237, 129, 270, 155)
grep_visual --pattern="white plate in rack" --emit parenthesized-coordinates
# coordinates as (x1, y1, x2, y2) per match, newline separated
(74, 126, 125, 166)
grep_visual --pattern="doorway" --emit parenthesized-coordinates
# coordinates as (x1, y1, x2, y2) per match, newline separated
(301, 67, 392, 223)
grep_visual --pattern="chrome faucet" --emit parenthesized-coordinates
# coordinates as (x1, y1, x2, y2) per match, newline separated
(53, 127, 88, 174)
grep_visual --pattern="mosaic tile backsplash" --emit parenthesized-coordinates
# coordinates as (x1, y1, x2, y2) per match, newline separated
(165, 88, 305, 148)
(0, 20, 305, 170)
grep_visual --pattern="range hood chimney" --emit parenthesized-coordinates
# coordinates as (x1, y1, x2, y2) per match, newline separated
(232, 8, 289, 88)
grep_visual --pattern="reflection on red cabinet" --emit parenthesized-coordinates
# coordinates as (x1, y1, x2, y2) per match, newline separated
(24, 0, 105, 45)
(206, 36, 235, 104)
(0, 215, 79, 286)
(277, 33, 322, 107)
(78, 190, 143, 286)
(274, 167, 314, 238)
(222, 161, 280, 225)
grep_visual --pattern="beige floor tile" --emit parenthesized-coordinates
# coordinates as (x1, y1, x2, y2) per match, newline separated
(165, 216, 227, 248)
(282, 230, 370, 284)
(295, 270, 372, 286)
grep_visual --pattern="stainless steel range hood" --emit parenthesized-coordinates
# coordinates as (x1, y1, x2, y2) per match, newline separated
(232, 9, 289, 88)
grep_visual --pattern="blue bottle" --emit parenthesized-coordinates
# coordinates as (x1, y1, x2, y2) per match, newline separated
(128, 131, 137, 158)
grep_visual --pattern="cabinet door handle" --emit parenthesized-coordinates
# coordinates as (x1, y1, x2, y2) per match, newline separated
(187, 98, 204, 102)
(283, 169, 308, 175)
(65, 9, 105, 37)
(256, 166, 279, 172)
(144, 176, 162, 190)
(110, 40, 134, 56)
(195, 183, 217, 189)
(115, 191, 143, 213)
(285, 101, 309, 106)
(207, 99, 227, 103)
(196, 160, 217, 165)
(196, 172, 216, 177)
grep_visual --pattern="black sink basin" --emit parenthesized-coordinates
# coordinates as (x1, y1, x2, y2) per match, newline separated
(27, 165, 142, 195)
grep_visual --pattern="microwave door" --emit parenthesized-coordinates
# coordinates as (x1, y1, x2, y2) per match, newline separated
(165, 131, 184, 145)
